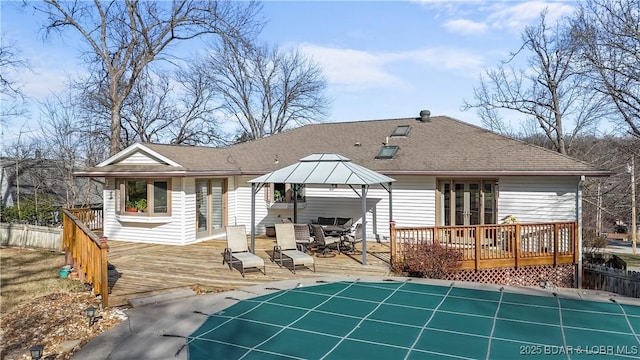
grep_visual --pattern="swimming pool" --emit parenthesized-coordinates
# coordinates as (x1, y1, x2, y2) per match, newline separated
(187, 280, 640, 359)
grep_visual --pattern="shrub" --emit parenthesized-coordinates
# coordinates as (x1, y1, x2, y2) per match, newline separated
(582, 229, 607, 253)
(0, 194, 59, 225)
(400, 242, 463, 279)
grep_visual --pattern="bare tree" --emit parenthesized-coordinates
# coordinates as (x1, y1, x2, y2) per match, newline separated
(117, 66, 225, 146)
(38, 92, 106, 208)
(462, 11, 608, 154)
(33, 0, 262, 155)
(0, 36, 30, 125)
(571, 0, 640, 139)
(201, 38, 329, 141)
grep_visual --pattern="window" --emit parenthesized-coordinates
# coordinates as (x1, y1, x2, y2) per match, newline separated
(391, 125, 411, 137)
(376, 145, 399, 159)
(266, 183, 305, 203)
(116, 179, 170, 215)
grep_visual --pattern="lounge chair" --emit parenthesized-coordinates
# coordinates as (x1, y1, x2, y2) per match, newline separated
(272, 223, 315, 273)
(311, 224, 343, 255)
(222, 225, 265, 277)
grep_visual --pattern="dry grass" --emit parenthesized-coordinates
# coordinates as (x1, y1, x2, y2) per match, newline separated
(0, 247, 83, 313)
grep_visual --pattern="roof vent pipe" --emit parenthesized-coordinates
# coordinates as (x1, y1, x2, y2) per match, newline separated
(419, 110, 431, 122)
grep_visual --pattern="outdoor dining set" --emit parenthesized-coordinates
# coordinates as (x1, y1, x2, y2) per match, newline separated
(222, 217, 363, 277)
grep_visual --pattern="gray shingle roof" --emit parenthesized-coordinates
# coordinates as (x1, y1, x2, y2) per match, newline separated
(78, 116, 610, 177)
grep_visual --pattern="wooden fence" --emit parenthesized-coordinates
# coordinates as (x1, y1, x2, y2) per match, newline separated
(0, 223, 62, 250)
(62, 208, 109, 307)
(583, 263, 640, 298)
(390, 221, 578, 270)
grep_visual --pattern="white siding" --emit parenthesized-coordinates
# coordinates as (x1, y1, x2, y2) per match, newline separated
(117, 151, 165, 165)
(391, 176, 436, 229)
(233, 175, 435, 239)
(103, 178, 194, 245)
(498, 176, 579, 223)
(181, 178, 196, 244)
(101, 174, 580, 245)
(234, 176, 266, 229)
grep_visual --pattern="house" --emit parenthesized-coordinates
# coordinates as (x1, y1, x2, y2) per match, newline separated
(74, 112, 610, 247)
(1, 157, 102, 211)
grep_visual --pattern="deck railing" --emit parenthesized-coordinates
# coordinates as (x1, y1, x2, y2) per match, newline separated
(62, 208, 109, 307)
(390, 221, 578, 270)
(67, 208, 103, 231)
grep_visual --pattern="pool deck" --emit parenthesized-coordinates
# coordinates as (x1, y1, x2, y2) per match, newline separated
(106, 237, 393, 307)
(74, 275, 640, 360)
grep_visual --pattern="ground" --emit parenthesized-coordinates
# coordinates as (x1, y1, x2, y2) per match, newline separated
(0, 247, 128, 359)
(0, 247, 228, 360)
(0, 292, 126, 359)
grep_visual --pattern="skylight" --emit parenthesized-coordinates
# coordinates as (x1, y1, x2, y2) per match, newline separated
(376, 145, 398, 159)
(391, 125, 411, 137)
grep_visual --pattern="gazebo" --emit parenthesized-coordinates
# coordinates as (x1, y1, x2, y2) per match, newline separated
(248, 154, 395, 265)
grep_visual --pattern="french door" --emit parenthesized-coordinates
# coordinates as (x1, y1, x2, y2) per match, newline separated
(440, 180, 496, 226)
(196, 179, 226, 238)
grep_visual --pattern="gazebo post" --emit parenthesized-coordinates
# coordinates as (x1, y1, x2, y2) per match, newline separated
(250, 183, 256, 253)
(293, 184, 298, 223)
(388, 182, 393, 222)
(361, 184, 368, 265)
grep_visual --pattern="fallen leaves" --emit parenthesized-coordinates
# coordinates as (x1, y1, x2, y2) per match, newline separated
(0, 291, 127, 360)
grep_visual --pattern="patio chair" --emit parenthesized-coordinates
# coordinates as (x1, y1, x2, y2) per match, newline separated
(294, 224, 314, 252)
(342, 223, 363, 254)
(272, 223, 315, 273)
(311, 224, 343, 255)
(222, 225, 265, 277)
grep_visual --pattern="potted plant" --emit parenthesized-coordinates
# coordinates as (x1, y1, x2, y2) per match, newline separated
(135, 198, 148, 212)
(125, 201, 138, 212)
(274, 190, 283, 202)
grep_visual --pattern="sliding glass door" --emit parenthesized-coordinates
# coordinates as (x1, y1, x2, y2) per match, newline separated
(196, 179, 226, 238)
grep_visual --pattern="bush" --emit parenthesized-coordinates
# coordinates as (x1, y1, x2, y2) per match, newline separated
(582, 229, 607, 253)
(0, 194, 60, 225)
(399, 242, 463, 279)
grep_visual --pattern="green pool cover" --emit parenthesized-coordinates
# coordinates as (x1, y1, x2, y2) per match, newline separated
(187, 280, 640, 359)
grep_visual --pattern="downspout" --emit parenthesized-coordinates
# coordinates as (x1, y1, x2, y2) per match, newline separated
(576, 175, 585, 288)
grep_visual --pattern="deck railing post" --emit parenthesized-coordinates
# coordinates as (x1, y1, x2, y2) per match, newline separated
(389, 221, 396, 267)
(100, 236, 109, 308)
(553, 223, 559, 266)
(515, 223, 521, 269)
(474, 226, 481, 270)
(573, 221, 579, 264)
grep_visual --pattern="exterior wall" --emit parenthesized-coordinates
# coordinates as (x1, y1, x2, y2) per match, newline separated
(102, 174, 581, 245)
(103, 178, 194, 245)
(181, 178, 197, 244)
(498, 176, 579, 223)
(234, 175, 436, 239)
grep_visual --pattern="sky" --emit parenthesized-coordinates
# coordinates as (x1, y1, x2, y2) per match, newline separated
(0, 0, 579, 144)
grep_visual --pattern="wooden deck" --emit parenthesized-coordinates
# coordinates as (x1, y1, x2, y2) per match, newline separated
(106, 237, 392, 307)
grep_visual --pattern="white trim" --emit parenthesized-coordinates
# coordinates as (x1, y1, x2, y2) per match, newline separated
(96, 143, 182, 168)
(115, 214, 172, 223)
